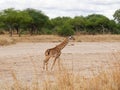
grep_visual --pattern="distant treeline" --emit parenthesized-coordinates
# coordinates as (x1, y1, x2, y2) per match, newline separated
(0, 8, 120, 36)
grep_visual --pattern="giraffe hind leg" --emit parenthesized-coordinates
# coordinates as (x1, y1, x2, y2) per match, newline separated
(43, 56, 50, 71)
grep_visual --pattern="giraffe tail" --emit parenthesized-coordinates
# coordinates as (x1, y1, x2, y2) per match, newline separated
(45, 49, 50, 56)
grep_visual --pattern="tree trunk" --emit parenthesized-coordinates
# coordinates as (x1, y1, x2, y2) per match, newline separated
(9, 28, 12, 37)
(16, 27, 19, 34)
(18, 29, 21, 37)
(101, 25, 105, 34)
(30, 28, 33, 35)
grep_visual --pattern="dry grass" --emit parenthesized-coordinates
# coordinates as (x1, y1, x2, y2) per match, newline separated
(1, 34, 120, 46)
(0, 53, 120, 90)
(8, 35, 64, 42)
(8, 34, 120, 42)
(75, 34, 120, 42)
(43, 62, 120, 90)
(14, 34, 120, 42)
(0, 64, 119, 90)
(0, 36, 16, 46)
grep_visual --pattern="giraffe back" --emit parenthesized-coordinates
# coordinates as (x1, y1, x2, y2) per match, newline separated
(45, 47, 61, 56)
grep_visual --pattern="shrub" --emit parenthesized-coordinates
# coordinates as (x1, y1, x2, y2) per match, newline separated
(0, 30, 5, 34)
(41, 28, 53, 35)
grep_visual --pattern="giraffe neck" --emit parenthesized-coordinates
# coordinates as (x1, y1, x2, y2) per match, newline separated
(56, 37, 69, 50)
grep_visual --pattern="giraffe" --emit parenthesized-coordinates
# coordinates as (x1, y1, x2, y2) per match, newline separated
(43, 36, 75, 71)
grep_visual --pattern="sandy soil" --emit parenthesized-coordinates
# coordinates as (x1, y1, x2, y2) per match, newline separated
(0, 42, 120, 83)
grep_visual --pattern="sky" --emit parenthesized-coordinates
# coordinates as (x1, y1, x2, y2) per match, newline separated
(0, 0, 120, 19)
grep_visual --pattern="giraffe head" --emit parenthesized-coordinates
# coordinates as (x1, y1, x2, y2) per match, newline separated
(68, 35, 75, 40)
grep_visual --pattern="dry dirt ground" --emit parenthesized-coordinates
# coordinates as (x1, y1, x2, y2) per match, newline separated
(0, 42, 120, 84)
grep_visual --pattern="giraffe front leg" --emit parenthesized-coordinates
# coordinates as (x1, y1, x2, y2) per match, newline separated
(58, 52, 61, 70)
(51, 58, 57, 70)
(57, 57, 61, 70)
(43, 61, 45, 70)
(51, 53, 61, 70)
(46, 62, 48, 71)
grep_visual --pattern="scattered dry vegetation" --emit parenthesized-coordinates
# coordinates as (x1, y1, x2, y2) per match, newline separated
(0, 36, 16, 46)
(0, 52, 120, 90)
(0, 34, 120, 89)
(0, 34, 120, 46)
(75, 34, 120, 42)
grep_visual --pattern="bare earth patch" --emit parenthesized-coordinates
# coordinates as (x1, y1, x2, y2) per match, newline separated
(0, 42, 120, 85)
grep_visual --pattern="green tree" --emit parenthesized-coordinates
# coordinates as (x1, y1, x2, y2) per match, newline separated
(13, 11, 32, 36)
(57, 22, 74, 36)
(113, 9, 120, 23)
(0, 8, 17, 36)
(24, 8, 49, 35)
(51, 16, 72, 34)
(71, 16, 86, 33)
(108, 20, 118, 34)
(86, 14, 110, 34)
(0, 8, 32, 36)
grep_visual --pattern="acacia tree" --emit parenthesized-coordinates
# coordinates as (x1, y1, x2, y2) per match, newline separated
(13, 11, 32, 37)
(57, 22, 74, 36)
(113, 9, 120, 23)
(51, 16, 72, 34)
(0, 8, 49, 36)
(0, 8, 17, 36)
(0, 8, 32, 36)
(24, 8, 49, 35)
(71, 16, 86, 33)
(86, 14, 110, 34)
(113, 9, 120, 34)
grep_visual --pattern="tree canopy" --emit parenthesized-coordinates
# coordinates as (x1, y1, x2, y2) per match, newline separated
(0, 8, 120, 36)
(113, 9, 120, 23)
